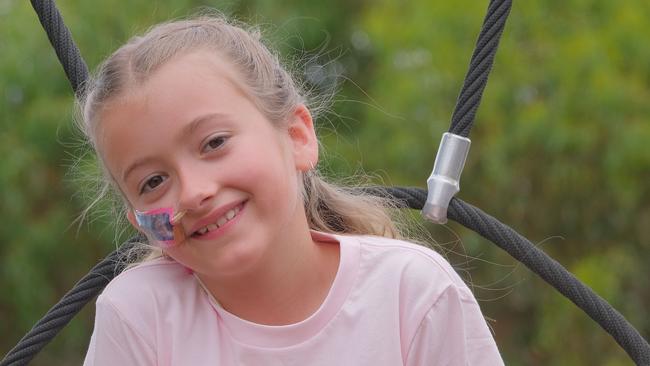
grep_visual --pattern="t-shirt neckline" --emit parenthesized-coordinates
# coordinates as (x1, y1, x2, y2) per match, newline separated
(195, 230, 360, 348)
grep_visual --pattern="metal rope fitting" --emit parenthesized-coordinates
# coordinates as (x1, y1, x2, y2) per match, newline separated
(422, 132, 471, 224)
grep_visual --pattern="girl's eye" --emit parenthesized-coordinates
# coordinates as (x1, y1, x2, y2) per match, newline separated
(202, 135, 228, 153)
(140, 175, 167, 194)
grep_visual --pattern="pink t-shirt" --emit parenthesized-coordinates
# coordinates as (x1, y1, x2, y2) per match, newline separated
(84, 231, 503, 365)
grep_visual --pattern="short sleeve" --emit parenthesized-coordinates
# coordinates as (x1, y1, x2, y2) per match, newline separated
(83, 294, 157, 366)
(404, 285, 503, 366)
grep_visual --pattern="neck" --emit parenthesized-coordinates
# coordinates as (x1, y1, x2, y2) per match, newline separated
(197, 226, 340, 325)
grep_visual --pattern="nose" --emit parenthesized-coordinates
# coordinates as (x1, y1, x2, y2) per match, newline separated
(176, 164, 218, 213)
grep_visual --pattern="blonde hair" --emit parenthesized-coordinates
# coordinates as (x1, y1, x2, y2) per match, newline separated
(76, 14, 405, 263)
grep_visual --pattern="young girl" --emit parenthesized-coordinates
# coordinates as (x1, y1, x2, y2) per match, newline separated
(79, 14, 503, 365)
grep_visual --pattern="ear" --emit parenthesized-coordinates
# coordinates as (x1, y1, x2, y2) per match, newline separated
(287, 104, 318, 171)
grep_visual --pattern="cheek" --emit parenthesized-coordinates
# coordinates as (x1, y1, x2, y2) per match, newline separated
(227, 143, 300, 208)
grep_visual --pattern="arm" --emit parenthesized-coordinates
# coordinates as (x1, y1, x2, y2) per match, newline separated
(405, 285, 503, 366)
(83, 295, 157, 366)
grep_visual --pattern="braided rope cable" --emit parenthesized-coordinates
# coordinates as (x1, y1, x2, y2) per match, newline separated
(449, 0, 512, 138)
(447, 197, 650, 365)
(0, 240, 138, 366)
(5, 189, 649, 365)
(4, 0, 647, 365)
(29, 0, 88, 96)
(379, 187, 650, 365)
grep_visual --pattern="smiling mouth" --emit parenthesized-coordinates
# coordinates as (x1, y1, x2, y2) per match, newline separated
(191, 204, 243, 237)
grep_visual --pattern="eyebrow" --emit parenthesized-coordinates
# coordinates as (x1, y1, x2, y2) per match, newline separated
(121, 113, 229, 182)
(179, 112, 230, 142)
(122, 156, 158, 183)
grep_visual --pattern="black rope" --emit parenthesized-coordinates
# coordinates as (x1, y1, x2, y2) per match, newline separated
(447, 197, 650, 365)
(29, 0, 88, 96)
(4, 189, 649, 365)
(4, 0, 648, 365)
(449, 0, 512, 138)
(385, 187, 650, 365)
(0, 239, 138, 366)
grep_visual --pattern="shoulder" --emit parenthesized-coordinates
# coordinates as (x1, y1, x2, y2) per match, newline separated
(352, 234, 466, 288)
(102, 257, 194, 296)
(86, 259, 192, 365)
(97, 257, 199, 319)
(334, 234, 487, 358)
(337, 234, 474, 315)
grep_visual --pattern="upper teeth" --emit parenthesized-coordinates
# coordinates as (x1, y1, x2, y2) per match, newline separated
(195, 207, 240, 235)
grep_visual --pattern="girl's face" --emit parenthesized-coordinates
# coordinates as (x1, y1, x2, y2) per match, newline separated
(98, 50, 318, 277)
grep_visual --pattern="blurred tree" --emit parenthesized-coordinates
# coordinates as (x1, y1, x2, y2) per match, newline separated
(355, 0, 650, 364)
(0, 0, 648, 364)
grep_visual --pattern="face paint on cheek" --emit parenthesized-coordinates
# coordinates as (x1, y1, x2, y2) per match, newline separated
(134, 207, 187, 248)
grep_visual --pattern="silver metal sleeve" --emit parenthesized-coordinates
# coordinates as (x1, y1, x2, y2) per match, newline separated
(422, 132, 471, 224)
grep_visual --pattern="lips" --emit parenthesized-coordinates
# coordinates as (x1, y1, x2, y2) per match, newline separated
(189, 200, 247, 238)
(193, 205, 241, 236)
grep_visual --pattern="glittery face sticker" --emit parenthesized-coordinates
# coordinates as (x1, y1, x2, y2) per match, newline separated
(134, 207, 185, 248)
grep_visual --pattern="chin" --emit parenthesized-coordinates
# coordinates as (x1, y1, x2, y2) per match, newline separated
(201, 242, 267, 278)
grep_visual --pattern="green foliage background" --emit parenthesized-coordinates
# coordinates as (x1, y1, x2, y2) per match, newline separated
(1, 0, 648, 364)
